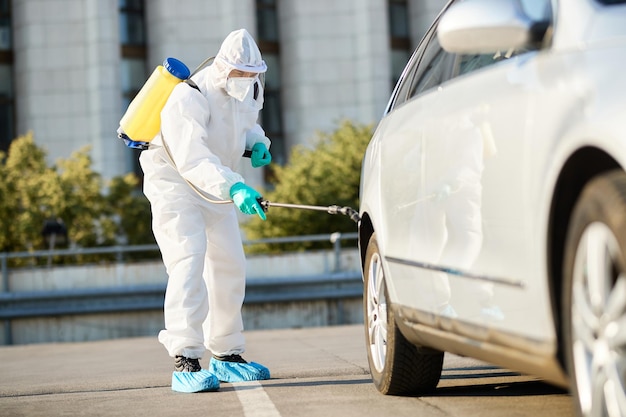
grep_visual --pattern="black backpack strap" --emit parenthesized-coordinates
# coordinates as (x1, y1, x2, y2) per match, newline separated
(184, 79, 201, 92)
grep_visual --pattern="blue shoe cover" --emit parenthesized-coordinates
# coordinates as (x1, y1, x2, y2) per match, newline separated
(171, 369, 220, 393)
(208, 358, 270, 382)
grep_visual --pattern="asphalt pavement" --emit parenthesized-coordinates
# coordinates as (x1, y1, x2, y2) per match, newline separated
(0, 324, 573, 417)
(0, 324, 371, 416)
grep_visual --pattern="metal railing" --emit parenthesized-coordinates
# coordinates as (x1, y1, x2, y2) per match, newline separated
(0, 233, 362, 344)
(0, 232, 358, 292)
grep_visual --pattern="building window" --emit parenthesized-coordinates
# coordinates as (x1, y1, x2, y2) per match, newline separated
(0, 0, 14, 153)
(119, 0, 146, 47)
(388, 0, 411, 87)
(256, 0, 285, 166)
(119, 0, 147, 176)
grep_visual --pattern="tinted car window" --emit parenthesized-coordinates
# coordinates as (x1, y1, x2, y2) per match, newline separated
(453, 49, 525, 78)
(408, 33, 455, 99)
(388, 27, 455, 111)
(455, 53, 498, 76)
(387, 40, 426, 111)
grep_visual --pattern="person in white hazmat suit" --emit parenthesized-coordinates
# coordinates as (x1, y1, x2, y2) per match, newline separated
(139, 29, 272, 393)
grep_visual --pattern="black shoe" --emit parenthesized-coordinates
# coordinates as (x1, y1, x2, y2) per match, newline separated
(174, 355, 202, 372)
(212, 354, 248, 363)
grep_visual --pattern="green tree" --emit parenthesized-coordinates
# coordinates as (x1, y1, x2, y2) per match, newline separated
(242, 120, 372, 252)
(0, 132, 155, 264)
(1, 132, 64, 253)
(106, 173, 154, 246)
(55, 144, 114, 249)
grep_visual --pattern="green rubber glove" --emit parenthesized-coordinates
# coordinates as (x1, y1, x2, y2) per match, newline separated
(251, 142, 272, 168)
(229, 182, 266, 220)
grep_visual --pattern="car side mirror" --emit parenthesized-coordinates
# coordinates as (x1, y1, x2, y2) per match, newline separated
(437, 0, 548, 54)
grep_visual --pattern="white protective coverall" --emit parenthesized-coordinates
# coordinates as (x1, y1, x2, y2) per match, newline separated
(139, 29, 270, 360)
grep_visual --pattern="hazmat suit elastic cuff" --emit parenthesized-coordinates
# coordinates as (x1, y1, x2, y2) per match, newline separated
(220, 171, 246, 200)
(246, 132, 271, 151)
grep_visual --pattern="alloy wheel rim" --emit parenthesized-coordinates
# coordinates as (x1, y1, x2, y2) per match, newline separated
(571, 222, 626, 417)
(367, 252, 388, 373)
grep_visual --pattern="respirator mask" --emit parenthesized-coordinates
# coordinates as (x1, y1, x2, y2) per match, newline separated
(225, 77, 257, 102)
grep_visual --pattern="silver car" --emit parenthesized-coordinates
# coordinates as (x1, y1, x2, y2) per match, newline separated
(358, 1, 626, 416)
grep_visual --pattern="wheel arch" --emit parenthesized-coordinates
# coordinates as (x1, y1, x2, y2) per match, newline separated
(547, 146, 620, 368)
(358, 212, 375, 273)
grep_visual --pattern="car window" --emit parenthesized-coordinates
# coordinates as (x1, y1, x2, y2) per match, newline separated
(455, 53, 498, 76)
(453, 48, 525, 77)
(408, 45, 452, 98)
(386, 26, 436, 112)
(407, 31, 455, 100)
(387, 28, 455, 112)
(385, 1, 459, 111)
(386, 47, 422, 112)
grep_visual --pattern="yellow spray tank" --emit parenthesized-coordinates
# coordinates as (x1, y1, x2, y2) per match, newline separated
(118, 57, 191, 149)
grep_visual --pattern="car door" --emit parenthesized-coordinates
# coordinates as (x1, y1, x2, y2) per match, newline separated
(379, 0, 557, 346)
(377, 20, 461, 322)
(430, 51, 555, 342)
(435, 0, 556, 346)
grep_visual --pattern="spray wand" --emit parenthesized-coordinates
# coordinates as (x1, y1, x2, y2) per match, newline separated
(258, 199, 361, 224)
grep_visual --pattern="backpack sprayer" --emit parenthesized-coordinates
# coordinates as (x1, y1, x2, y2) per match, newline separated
(118, 56, 216, 149)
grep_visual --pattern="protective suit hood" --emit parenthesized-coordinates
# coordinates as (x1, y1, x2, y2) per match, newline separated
(213, 29, 267, 90)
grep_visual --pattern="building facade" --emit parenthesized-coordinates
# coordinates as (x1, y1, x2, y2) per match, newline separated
(3, 0, 446, 185)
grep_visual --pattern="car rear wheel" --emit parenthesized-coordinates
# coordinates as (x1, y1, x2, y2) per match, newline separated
(563, 171, 626, 417)
(363, 234, 444, 395)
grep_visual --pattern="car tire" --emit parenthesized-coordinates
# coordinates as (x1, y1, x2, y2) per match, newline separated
(363, 234, 444, 396)
(562, 170, 626, 417)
